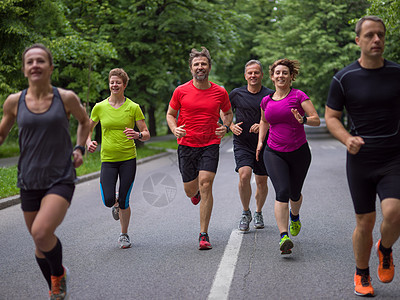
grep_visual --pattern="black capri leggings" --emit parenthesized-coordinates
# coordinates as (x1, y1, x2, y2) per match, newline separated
(100, 158, 137, 209)
(263, 142, 311, 203)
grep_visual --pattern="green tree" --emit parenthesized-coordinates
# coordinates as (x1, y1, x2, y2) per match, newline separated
(105, 0, 244, 136)
(214, 0, 277, 93)
(253, 0, 369, 111)
(366, 0, 400, 62)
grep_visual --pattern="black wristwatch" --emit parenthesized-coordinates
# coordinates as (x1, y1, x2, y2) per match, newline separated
(302, 115, 307, 125)
(73, 145, 85, 155)
(138, 132, 143, 139)
(224, 125, 230, 133)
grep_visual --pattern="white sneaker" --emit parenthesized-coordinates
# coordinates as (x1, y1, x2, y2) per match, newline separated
(118, 234, 131, 249)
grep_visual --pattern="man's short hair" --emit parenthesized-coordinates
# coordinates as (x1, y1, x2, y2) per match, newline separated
(244, 60, 263, 74)
(355, 15, 386, 37)
(189, 46, 211, 68)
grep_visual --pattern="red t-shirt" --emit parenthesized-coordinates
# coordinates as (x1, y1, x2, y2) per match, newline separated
(169, 80, 231, 147)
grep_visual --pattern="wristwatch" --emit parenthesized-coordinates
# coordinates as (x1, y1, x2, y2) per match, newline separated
(138, 132, 143, 139)
(302, 115, 307, 125)
(224, 125, 230, 132)
(73, 145, 85, 155)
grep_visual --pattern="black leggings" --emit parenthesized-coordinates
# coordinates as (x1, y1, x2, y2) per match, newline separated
(263, 143, 311, 203)
(100, 158, 137, 209)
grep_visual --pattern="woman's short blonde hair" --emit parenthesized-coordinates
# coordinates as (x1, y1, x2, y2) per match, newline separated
(109, 68, 129, 86)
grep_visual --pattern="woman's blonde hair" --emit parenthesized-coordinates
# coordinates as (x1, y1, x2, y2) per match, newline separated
(109, 68, 129, 86)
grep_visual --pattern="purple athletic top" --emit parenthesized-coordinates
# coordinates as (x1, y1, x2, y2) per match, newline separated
(260, 88, 309, 152)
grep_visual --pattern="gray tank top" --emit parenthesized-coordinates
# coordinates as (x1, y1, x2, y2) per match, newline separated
(17, 87, 76, 190)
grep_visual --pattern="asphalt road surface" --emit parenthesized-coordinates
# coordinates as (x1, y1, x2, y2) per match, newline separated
(1, 128, 399, 299)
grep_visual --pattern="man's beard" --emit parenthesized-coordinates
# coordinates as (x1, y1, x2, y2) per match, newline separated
(192, 70, 208, 81)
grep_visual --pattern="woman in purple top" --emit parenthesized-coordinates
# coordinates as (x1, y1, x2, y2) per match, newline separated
(256, 59, 320, 255)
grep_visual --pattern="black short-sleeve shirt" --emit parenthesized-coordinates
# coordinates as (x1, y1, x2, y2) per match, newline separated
(229, 85, 274, 149)
(326, 60, 400, 153)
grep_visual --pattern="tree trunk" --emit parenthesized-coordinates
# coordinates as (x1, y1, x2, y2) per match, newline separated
(148, 104, 157, 137)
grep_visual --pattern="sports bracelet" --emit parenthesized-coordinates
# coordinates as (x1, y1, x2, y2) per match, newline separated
(73, 145, 85, 155)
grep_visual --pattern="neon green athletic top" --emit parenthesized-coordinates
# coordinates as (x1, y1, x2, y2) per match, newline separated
(90, 97, 145, 162)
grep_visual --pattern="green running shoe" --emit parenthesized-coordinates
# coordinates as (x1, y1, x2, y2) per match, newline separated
(279, 235, 294, 255)
(290, 219, 301, 236)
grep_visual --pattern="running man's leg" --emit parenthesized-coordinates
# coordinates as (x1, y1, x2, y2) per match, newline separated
(198, 170, 216, 233)
(254, 174, 268, 212)
(238, 166, 252, 211)
(380, 198, 400, 248)
(183, 177, 200, 198)
(353, 212, 376, 269)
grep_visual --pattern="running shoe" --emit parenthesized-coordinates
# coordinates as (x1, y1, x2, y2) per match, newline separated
(238, 211, 252, 231)
(199, 233, 212, 250)
(354, 272, 374, 297)
(191, 191, 201, 205)
(253, 211, 264, 229)
(118, 233, 132, 249)
(50, 266, 69, 300)
(112, 204, 120, 221)
(376, 239, 395, 283)
(290, 219, 301, 236)
(279, 235, 293, 255)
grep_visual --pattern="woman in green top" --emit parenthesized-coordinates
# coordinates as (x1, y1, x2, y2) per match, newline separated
(86, 68, 150, 249)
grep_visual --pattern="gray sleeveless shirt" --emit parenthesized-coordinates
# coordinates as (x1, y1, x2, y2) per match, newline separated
(17, 87, 76, 190)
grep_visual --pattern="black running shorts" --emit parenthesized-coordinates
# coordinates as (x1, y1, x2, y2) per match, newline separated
(20, 183, 75, 212)
(178, 144, 219, 183)
(234, 144, 268, 176)
(346, 151, 400, 214)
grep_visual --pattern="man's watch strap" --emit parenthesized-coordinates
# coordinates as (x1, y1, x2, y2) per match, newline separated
(74, 145, 85, 155)
(138, 132, 143, 139)
(224, 125, 230, 132)
(302, 115, 307, 125)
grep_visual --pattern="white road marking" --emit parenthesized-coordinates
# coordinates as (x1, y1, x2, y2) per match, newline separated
(321, 145, 337, 150)
(227, 147, 234, 153)
(207, 230, 243, 300)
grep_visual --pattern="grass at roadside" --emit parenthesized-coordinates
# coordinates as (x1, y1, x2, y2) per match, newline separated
(0, 141, 19, 158)
(0, 139, 177, 199)
(145, 139, 178, 150)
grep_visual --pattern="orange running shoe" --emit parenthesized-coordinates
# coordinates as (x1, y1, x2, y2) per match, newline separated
(354, 272, 374, 297)
(50, 266, 69, 300)
(376, 239, 395, 283)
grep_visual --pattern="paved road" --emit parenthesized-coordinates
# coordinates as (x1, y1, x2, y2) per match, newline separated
(1, 129, 399, 299)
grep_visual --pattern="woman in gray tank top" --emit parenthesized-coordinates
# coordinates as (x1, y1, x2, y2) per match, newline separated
(0, 44, 90, 299)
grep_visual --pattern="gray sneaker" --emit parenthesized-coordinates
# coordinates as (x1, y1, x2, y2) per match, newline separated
(112, 204, 119, 220)
(112, 192, 119, 220)
(254, 211, 264, 229)
(238, 211, 252, 231)
(118, 233, 131, 249)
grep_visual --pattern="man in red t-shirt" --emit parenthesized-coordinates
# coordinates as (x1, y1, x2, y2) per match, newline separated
(166, 46, 233, 250)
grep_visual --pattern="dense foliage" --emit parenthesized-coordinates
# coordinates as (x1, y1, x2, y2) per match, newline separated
(1, 0, 398, 141)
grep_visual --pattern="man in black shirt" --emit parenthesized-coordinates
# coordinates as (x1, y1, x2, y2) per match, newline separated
(229, 60, 274, 231)
(326, 16, 400, 297)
